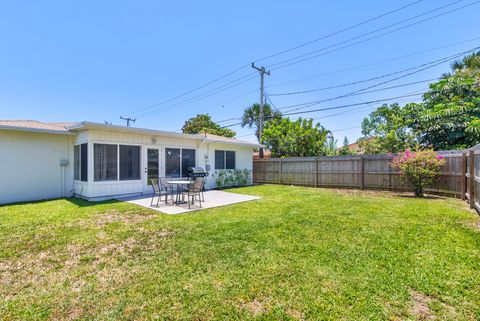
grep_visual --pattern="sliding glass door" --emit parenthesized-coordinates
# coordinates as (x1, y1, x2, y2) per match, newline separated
(165, 148, 196, 177)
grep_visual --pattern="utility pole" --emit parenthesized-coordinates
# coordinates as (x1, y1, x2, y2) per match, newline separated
(120, 116, 136, 127)
(251, 63, 270, 158)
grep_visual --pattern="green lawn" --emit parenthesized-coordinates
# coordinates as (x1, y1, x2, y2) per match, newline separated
(1, 185, 479, 320)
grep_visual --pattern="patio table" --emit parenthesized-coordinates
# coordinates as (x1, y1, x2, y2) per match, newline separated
(167, 180, 191, 205)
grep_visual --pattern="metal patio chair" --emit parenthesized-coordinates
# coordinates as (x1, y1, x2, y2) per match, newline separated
(182, 178, 204, 209)
(150, 178, 162, 207)
(159, 177, 175, 205)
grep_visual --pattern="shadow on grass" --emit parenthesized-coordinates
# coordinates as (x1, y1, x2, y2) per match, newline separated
(65, 197, 121, 207)
(0, 197, 121, 208)
(394, 194, 445, 200)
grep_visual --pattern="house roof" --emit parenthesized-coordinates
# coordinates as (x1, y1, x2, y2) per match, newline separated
(0, 120, 262, 148)
(0, 120, 78, 134)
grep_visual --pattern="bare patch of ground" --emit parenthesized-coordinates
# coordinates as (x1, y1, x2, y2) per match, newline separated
(94, 209, 156, 226)
(239, 299, 269, 316)
(0, 228, 173, 313)
(410, 291, 433, 320)
(328, 188, 399, 198)
(287, 307, 305, 320)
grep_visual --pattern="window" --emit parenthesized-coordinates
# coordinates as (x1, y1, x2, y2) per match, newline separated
(226, 151, 236, 169)
(166, 148, 181, 177)
(181, 149, 196, 177)
(119, 145, 140, 180)
(215, 150, 236, 170)
(74, 143, 88, 182)
(94, 144, 118, 181)
(165, 148, 196, 177)
(80, 143, 88, 181)
(74, 145, 80, 180)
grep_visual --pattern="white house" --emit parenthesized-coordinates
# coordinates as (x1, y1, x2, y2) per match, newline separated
(0, 120, 260, 204)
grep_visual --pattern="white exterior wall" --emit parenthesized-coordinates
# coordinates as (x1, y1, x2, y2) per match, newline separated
(0, 130, 74, 204)
(0, 127, 254, 204)
(200, 142, 253, 189)
(74, 129, 254, 200)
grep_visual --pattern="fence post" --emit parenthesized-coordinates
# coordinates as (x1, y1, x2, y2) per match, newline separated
(461, 151, 467, 200)
(278, 159, 282, 185)
(315, 159, 318, 188)
(360, 156, 365, 189)
(469, 150, 475, 209)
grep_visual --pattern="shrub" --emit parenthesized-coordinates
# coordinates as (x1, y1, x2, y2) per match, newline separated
(391, 149, 446, 197)
(213, 169, 252, 189)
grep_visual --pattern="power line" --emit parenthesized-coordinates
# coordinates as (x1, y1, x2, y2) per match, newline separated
(121, 0, 428, 119)
(268, 0, 479, 71)
(214, 47, 480, 123)
(134, 73, 257, 119)
(252, 0, 425, 64)
(121, 0, 479, 123)
(266, 36, 480, 89)
(123, 64, 251, 117)
(279, 78, 436, 114)
(279, 48, 474, 113)
(312, 95, 424, 122)
(331, 125, 362, 133)
(283, 93, 425, 117)
(268, 60, 448, 97)
(220, 93, 425, 128)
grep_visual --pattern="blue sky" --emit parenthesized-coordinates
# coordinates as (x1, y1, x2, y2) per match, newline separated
(1, 0, 479, 144)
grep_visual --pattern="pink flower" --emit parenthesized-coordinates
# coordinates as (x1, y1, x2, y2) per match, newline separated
(436, 155, 444, 159)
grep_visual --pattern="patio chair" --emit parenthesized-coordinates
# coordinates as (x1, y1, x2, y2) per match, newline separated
(150, 178, 162, 207)
(195, 176, 206, 202)
(182, 178, 204, 209)
(159, 177, 175, 204)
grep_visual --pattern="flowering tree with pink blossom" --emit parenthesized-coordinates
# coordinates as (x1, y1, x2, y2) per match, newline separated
(391, 149, 446, 197)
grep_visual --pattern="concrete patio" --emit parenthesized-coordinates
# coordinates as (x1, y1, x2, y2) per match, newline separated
(118, 190, 261, 214)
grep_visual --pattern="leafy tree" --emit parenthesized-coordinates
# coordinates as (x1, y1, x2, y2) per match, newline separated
(360, 51, 480, 152)
(261, 117, 330, 157)
(182, 114, 236, 138)
(411, 64, 480, 150)
(325, 135, 338, 156)
(360, 103, 417, 154)
(338, 136, 356, 155)
(442, 51, 480, 78)
(241, 103, 282, 140)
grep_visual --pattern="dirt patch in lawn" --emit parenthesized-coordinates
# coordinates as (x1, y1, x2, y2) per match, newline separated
(329, 188, 398, 198)
(94, 209, 156, 226)
(410, 291, 433, 320)
(0, 228, 173, 305)
(239, 299, 270, 316)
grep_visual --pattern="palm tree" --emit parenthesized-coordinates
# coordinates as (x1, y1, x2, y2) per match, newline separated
(241, 103, 282, 140)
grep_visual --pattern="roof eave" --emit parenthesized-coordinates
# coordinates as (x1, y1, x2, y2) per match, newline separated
(0, 125, 74, 135)
(203, 138, 263, 148)
(68, 121, 262, 147)
(67, 121, 202, 140)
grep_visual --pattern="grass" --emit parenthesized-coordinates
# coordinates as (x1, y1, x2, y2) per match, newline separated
(0, 185, 479, 320)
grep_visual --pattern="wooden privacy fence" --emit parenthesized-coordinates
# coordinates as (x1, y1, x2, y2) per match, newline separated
(253, 150, 480, 211)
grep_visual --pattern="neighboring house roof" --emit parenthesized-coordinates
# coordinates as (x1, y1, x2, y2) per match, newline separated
(253, 150, 271, 160)
(336, 137, 375, 155)
(0, 120, 262, 148)
(0, 120, 78, 134)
